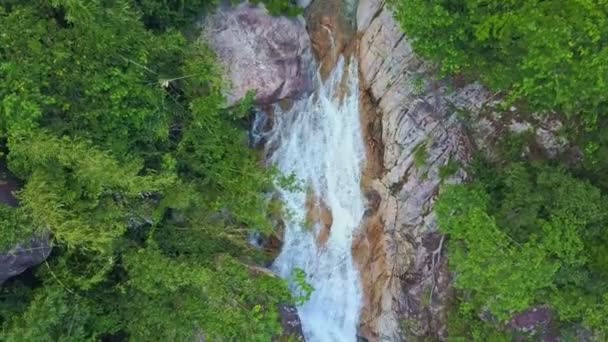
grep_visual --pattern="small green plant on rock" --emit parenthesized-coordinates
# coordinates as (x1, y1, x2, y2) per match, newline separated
(413, 141, 429, 169)
(291, 268, 314, 305)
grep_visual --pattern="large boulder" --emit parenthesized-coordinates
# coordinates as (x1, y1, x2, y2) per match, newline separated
(202, 3, 313, 106)
(0, 235, 52, 285)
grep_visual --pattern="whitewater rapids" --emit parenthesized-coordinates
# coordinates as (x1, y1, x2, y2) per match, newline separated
(258, 57, 366, 342)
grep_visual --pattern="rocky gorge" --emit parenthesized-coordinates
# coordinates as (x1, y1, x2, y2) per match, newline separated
(206, 0, 484, 339)
(203, 0, 571, 340)
(0, 0, 571, 340)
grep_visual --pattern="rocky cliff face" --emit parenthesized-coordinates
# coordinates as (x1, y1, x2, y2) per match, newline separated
(354, 1, 491, 340)
(353, 1, 569, 340)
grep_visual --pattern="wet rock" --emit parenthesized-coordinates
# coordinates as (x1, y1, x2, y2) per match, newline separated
(305, 0, 356, 78)
(305, 189, 333, 247)
(278, 304, 305, 341)
(203, 3, 313, 106)
(0, 235, 52, 285)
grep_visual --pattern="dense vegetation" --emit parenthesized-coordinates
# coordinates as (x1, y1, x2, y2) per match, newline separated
(390, 0, 608, 339)
(391, 0, 608, 171)
(0, 0, 300, 340)
(438, 159, 608, 340)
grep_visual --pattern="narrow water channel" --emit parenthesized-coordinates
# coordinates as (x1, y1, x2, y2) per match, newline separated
(261, 57, 365, 342)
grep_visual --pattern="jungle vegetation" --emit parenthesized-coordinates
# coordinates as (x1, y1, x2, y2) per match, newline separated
(391, 0, 608, 339)
(0, 0, 299, 340)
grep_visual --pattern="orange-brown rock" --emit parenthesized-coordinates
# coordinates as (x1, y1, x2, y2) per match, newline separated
(354, 0, 492, 340)
(305, 0, 355, 79)
(305, 188, 333, 247)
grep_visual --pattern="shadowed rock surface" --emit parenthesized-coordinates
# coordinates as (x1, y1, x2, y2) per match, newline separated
(507, 307, 558, 342)
(0, 235, 52, 285)
(203, 3, 313, 106)
(278, 304, 305, 341)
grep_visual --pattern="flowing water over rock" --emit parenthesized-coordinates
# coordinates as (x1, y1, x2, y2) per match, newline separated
(260, 57, 365, 342)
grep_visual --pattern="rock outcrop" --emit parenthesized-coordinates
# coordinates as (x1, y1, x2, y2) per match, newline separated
(0, 235, 52, 285)
(305, 0, 356, 78)
(354, 2, 569, 340)
(354, 1, 492, 340)
(468, 108, 571, 161)
(203, 3, 313, 106)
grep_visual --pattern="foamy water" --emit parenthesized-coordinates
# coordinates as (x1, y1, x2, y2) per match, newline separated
(258, 57, 365, 342)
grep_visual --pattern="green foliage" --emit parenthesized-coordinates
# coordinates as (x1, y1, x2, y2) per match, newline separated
(251, 0, 303, 17)
(131, 0, 301, 31)
(389, 0, 608, 118)
(8, 130, 174, 253)
(439, 158, 460, 181)
(291, 268, 314, 305)
(0, 205, 35, 251)
(1, 285, 101, 342)
(446, 297, 510, 342)
(389, 0, 608, 180)
(116, 245, 291, 340)
(437, 161, 608, 336)
(0, 0, 293, 339)
(132, 0, 218, 30)
(413, 141, 428, 169)
(412, 75, 426, 96)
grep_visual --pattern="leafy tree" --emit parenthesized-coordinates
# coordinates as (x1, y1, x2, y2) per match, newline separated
(389, 0, 608, 116)
(0, 205, 35, 251)
(0, 0, 295, 339)
(389, 0, 608, 174)
(1, 285, 101, 342)
(437, 162, 608, 337)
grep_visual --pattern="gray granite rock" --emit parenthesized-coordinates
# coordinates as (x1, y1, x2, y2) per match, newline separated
(356, 0, 491, 340)
(203, 3, 313, 106)
(0, 235, 52, 285)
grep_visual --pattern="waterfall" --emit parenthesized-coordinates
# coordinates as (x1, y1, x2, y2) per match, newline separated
(259, 57, 365, 342)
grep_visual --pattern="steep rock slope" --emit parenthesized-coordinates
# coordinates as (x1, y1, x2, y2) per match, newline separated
(354, 0, 490, 340)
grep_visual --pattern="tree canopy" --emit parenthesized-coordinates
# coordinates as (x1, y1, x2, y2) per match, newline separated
(0, 0, 297, 339)
(437, 160, 608, 339)
(390, 0, 608, 171)
(390, 1, 608, 339)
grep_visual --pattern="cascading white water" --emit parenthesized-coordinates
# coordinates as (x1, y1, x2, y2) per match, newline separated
(260, 57, 365, 342)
